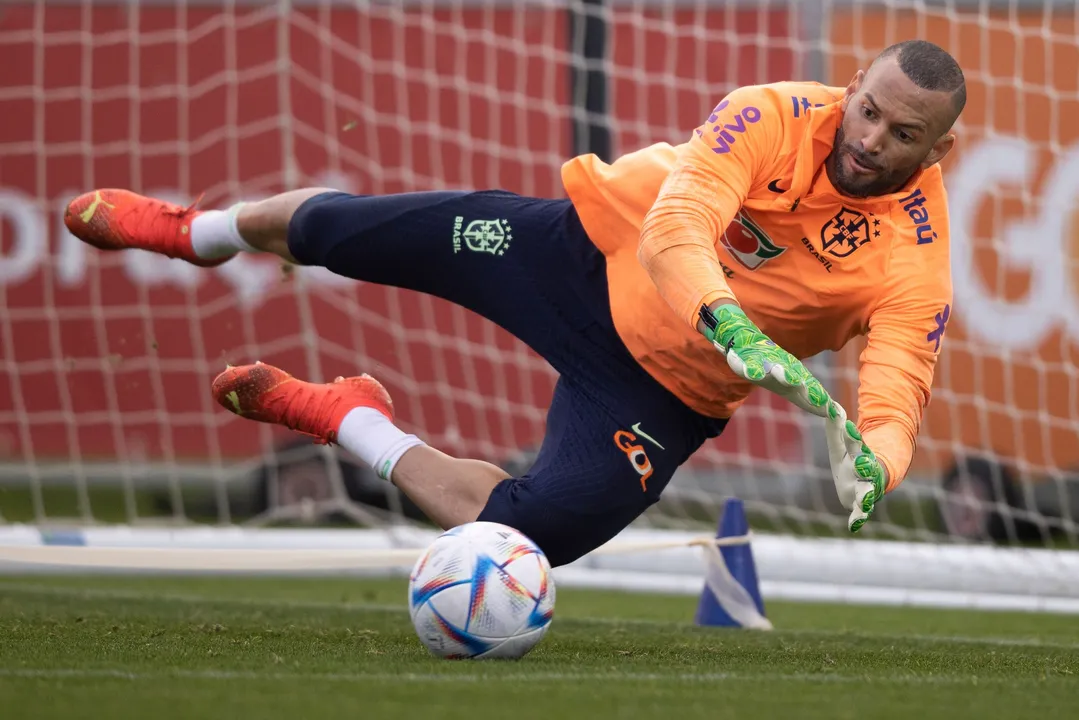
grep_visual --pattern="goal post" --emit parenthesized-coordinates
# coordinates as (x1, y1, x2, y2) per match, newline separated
(2, 0, 1079, 611)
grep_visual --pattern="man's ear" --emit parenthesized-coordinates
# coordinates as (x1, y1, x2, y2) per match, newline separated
(923, 133, 956, 168)
(841, 70, 865, 110)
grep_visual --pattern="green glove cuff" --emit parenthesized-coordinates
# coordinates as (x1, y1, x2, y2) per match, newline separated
(698, 303, 756, 349)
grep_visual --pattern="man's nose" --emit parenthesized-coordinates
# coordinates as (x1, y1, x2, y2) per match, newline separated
(860, 127, 886, 156)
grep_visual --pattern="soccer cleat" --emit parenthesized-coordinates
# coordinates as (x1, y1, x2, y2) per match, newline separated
(211, 362, 394, 445)
(63, 189, 227, 268)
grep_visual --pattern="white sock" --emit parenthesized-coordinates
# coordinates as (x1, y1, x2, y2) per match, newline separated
(337, 407, 426, 481)
(190, 203, 258, 259)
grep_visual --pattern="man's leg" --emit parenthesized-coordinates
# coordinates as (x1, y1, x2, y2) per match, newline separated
(212, 359, 727, 566)
(64, 187, 600, 333)
(64, 185, 667, 541)
(230, 188, 337, 262)
(63, 186, 343, 265)
(211, 359, 512, 530)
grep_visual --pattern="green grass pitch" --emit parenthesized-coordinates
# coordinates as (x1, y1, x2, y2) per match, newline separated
(1, 574, 1077, 719)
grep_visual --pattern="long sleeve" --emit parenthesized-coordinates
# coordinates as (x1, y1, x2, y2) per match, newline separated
(637, 87, 783, 328)
(858, 193, 953, 490)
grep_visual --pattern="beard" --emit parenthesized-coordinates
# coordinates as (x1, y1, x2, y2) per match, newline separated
(830, 126, 919, 198)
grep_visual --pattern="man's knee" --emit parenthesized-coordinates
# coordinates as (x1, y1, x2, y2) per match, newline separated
(476, 477, 646, 568)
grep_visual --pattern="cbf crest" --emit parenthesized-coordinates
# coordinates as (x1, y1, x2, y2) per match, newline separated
(820, 207, 871, 258)
(453, 216, 513, 255)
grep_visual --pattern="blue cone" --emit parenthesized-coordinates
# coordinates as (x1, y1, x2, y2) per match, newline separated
(694, 497, 767, 627)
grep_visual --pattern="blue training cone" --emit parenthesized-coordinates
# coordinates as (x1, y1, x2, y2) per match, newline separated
(694, 497, 770, 629)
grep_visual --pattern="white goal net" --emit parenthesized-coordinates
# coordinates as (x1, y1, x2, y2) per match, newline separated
(2, 0, 1078, 609)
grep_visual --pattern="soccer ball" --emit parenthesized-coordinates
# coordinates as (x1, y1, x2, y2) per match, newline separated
(407, 521, 556, 659)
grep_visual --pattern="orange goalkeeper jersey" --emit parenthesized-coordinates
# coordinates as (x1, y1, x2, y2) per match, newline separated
(560, 81, 953, 491)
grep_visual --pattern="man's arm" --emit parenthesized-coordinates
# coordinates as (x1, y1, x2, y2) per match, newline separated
(857, 211, 953, 492)
(637, 87, 772, 328)
(819, 183, 951, 532)
(857, 294, 949, 492)
(635, 86, 833, 419)
(823, 273, 949, 533)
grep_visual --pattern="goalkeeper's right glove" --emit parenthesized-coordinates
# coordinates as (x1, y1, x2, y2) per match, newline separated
(824, 400, 887, 533)
(699, 303, 832, 418)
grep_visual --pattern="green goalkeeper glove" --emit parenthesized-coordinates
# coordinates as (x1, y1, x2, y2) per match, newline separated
(699, 304, 832, 418)
(825, 401, 886, 533)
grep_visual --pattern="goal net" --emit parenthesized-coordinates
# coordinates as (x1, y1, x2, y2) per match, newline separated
(2, 0, 1078, 608)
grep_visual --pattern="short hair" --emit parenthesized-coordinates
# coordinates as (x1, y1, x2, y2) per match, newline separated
(874, 40, 966, 127)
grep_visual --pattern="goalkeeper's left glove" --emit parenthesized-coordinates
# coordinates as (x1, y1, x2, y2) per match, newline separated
(825, 401, 887, 533)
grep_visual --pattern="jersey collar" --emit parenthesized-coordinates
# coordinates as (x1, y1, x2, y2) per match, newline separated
(788, 100, 932, 208)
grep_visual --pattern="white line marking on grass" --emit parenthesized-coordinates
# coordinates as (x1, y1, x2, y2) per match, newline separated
(0, 667, 1072, 687)
(0, 581, 404, 613)
(3, 581, 1079, 652)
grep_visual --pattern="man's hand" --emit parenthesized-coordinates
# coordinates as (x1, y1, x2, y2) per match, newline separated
(699, 304, 831, 418)
(825, 401, 887, 533)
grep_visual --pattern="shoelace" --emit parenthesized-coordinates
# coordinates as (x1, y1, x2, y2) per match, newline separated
(162, 192, 205, 219)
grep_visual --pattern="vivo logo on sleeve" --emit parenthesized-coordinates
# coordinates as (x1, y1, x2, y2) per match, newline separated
(695, 99, 763, 154)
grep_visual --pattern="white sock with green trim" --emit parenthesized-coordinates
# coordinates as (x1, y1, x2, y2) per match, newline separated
(190, 203, 257, 259)
(336, 407, 425, 480)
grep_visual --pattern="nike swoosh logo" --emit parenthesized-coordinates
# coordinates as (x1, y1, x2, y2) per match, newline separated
(631, 423, 665, 450)
(767, 179, 788, 194)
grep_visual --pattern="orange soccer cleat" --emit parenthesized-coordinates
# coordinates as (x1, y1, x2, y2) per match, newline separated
(211, 362, 394, 444)
(64, 189, 226, 268)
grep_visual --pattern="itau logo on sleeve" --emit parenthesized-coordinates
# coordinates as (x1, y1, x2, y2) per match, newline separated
(719, 209, 786, 270)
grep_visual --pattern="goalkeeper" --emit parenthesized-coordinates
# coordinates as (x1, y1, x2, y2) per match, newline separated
(63, 40, 963, 566)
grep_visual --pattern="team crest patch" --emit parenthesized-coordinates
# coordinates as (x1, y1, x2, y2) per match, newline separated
(452, 216, 513, 255)
(720, 209, 786, 270)
(820, 207, 871, 258)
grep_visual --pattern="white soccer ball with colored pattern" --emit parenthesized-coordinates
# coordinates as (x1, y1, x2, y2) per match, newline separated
(407, 521, 556, 659)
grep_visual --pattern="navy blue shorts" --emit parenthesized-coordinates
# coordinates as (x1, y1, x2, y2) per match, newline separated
(287, 190, 727, 566)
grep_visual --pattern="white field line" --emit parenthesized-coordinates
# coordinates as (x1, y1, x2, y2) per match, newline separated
(0, 667, 1073, 687)
(2, 581, 1079, 652)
